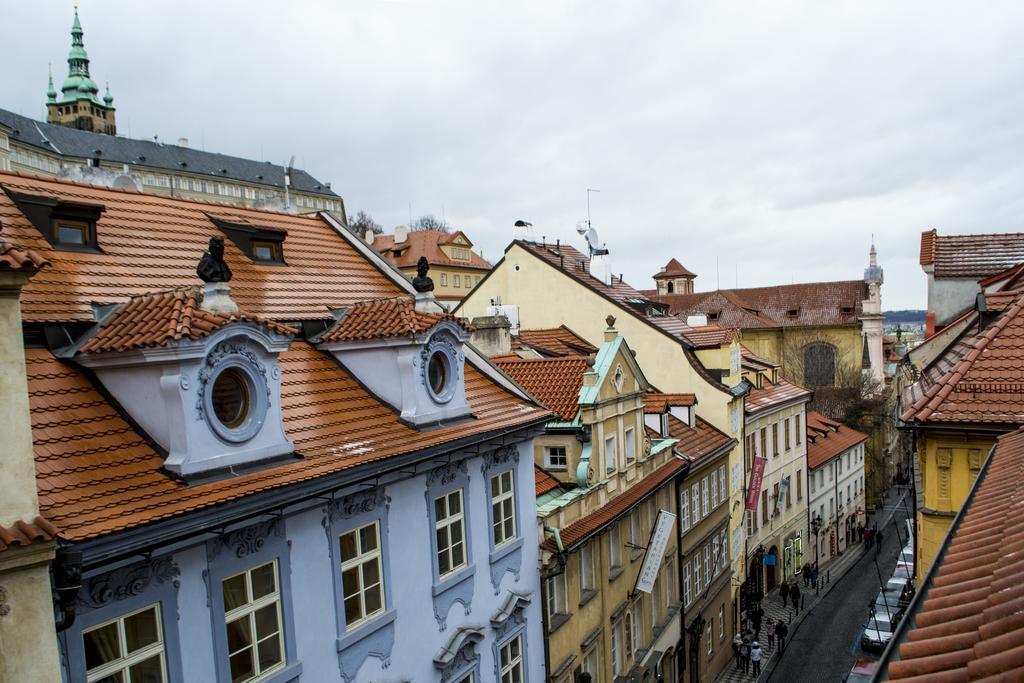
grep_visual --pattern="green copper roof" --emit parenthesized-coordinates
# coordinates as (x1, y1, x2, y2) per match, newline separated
(52, 7, 112, 109)
(46, 68, 57, 102)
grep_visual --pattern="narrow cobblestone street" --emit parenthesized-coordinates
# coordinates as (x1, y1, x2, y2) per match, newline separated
(715, 487, 913, 683)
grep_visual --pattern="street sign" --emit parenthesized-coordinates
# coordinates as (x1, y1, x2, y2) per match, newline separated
(634, 509, 676, 594)
(746, 456, 766, 511)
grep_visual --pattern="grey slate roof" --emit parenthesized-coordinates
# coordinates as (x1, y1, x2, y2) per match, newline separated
(0, 108, 337, 197)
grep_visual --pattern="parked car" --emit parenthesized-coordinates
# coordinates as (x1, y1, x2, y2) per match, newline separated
(882, 577, 915, 608)
(892, 564, 913, 580)
(862, 610, 897, 652)
(872, 591, 903, 622)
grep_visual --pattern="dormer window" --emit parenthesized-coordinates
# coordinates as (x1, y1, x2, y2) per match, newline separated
(209, 214, 286, 265)
(3, 186, 104, 252)
(841, 305, 854, 314)
(786, 308, 799, 318)
(54, 218, 91, 246)
(708, 311, 720, 322)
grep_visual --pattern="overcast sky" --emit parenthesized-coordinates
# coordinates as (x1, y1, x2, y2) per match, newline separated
(7, 1, 1024, 310)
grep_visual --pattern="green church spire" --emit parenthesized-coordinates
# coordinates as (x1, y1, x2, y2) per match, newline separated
(59, 4, 102, 105)
(46, 64, 57, 102)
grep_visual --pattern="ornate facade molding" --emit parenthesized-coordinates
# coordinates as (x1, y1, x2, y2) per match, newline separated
(195, 339, 270, 421)
(328, 487, 389, 522)
(480, 444, 519, 473)
(427, 459, 469, 489)
(212, 517, 284, 560)
(78, 556, 180, 609)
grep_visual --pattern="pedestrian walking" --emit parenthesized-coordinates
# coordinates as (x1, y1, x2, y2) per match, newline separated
(791, 583, 801, 614)
(733, 634, 743, 670)
(752, 608, 762, 639)
(857, 523, 864, 542)
(750, 641, 763, 676)
(739, 638, 751, 674)
(776, 620, 788, 653)
(766, 618, 776, 649)
(780, 580, 790, 607)
(865, 527, 873, 548)
(876, 529, 884, 556)
(802, 562, 810, 587)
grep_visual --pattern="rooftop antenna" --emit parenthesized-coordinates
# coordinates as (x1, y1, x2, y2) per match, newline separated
(586, 188, 600, 231)
(735, 263, 738, 288)
(716, 256, 720, 290)
(576, 189, 603, 256)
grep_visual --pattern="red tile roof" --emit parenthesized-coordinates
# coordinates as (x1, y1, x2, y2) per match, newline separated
(514, 326, 598, 357)
(0, 516, 59, 552)
(317, 297, 471, 343)
(652, 280, 867, 329)
(667, 415, 734, 466)
(79, 287, 296, 354)
(0, 237, 48, 273)
(927, 230, 1024, 278)
(885, 426, 1024, 682)
(28, 344, 548, 541)
(0, 172, 404, 322)
(976, 262, 1024, 288)
(805, 411, 868, 470)
(741, 345, 780, 370)
(535, 466, 562, 497)
(655, 258, 696, 279)
(920, 229, 937, 267)
(643, 392, 697, 413)
(373, 230, 492, 271)
(543, 456, 688, 551)
(900, 292, 1024, 425)
(745, 378, 812, 416)
(492, 355, 589, 421)
(684, 325, 737, 349)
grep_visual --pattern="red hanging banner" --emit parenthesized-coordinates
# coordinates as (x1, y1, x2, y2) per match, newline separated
(745, 456, 766, 511)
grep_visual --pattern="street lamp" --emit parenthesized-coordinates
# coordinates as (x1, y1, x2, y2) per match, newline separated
(810, 514, 823, 567)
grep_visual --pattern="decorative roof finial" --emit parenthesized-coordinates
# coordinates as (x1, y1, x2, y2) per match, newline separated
(196, 236, 232, 283)
(47, 64, 57, 102)
(606, 314, 616, 329)
(103, 81, 113, 105)
(412, 256, 434, 293)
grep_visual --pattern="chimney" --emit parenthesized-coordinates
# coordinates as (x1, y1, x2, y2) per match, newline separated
(926, 311, 936, 338)
(589, 248, 611, 286)
(364, 229, 375, 245)
(178, 137, 189, 148)
(512, 220, 534, 242)
(469, 315, 512, 356)
(394, 225, 409, 244)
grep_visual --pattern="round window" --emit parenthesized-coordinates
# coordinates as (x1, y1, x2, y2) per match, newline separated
(211, 367, 250, 429)
(427, 351, 448, 396)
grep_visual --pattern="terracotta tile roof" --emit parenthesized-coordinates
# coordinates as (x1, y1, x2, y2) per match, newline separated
(920, 229, 937, 267)
(0, 237, 48, 273)
(0, 516, 59, 552)
(667, 414, 734, 466)
(643, 392, 697, 413)
(373, 230, 492, 271)
(652, 280, 867, 330)
(79, 287, 296, 354)
(976, 262, 1024, 288)
(0, 172, 404, 323)
(27, 344, 548, 541)
(927, 230, 1024, 278)
(317, 297, 471, 343)
(655, 258, 696, 279)
(544, 456, 688, 551)
(492, 355, 589, 421)
(805, 411, 868, 470)
(741, 345, 780, 370)
(900, 292, 1024, 425)
(745, 378, 812, 416)
(884, 426, 1024, 682)
(513, 326, 597, 357)
(535, 466, 562, 497)
(684, 325, 737, 349)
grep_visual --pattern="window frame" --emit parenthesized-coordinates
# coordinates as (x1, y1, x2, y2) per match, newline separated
(82, 603, 167, 683)
(624, 426, 636, 463)
(435, 488, 469, 578)
(609, 522, 624, 575)
(490, 469, 518, 550)
(220, 560, 287, 683)
(679, 487, 690, 532)
(605, 434, 617, 474)
(338, 520, 387, 630)
(544, 445, 568, 470)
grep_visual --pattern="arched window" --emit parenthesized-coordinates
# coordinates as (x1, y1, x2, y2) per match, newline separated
(666, 281, 675, 294)
(804, 343, 836, 386)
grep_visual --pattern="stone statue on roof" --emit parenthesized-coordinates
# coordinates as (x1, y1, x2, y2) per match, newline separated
(412, 255, 434, 293)
(197, 236, 232, 283)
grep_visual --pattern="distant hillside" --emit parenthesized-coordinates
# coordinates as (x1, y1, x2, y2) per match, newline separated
(885, 310, 926, 324)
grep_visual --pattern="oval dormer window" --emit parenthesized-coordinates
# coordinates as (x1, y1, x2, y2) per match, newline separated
(201, 342, 270, 443)
(421, 334, 461, 405)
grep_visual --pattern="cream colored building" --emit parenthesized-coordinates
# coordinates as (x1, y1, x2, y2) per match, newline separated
(0, 243, 62, 683)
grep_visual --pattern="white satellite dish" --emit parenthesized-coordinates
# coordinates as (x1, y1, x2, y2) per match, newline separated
(584, 226, 601, 254)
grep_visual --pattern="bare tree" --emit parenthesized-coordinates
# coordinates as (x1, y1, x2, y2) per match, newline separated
(350, 210, 383, 235)
(411, 214, 451, 232)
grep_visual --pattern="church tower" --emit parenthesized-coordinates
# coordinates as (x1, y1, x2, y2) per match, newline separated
(861, 240, 885, 389)
(46, 7, 116, 135)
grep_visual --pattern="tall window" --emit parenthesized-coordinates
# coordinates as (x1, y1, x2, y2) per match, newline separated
(704, 544, 712, 587)
(605, 435, 617, 473)
(760, 428, 767, 457)
(691, 483, 700, 524)
(546, 573, 566, 624)
(719, 466, 727, 503)
(434, 490, 467, 577)
(761, 490, 769, 524)
(804, 343, 836, 387)
(720, 528, 729, 569)
(797, 471, 803, 501)
(784, 418, 791, 450)
(340, 521, 385, 628)
(579, 543, 595, 596)
(83, 605, 166, 683)
(629, 510, 642, 550)
(694, 551, 703, 594)
(612, 618, 624, 674)
(582, 642, 599, 679)
(624, 426, 636, 463)
(491, 471, 517, 548)
(719, 605, 726, 640)
(772, 423, 779, 457)
(499, 634, 524, 683)
(545, 446, 567, 470)
(710, 470, 719, 509)
(625, 606, 637, 663)
(221, 561, 285, 682)
(683, 561, 692, 606)
(454, 274, 461, 288)
(702, 478, 710, 516)
(680, 488, 690, 532)
(795, 413, 803, 445)
(609, 523, 623, 572)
